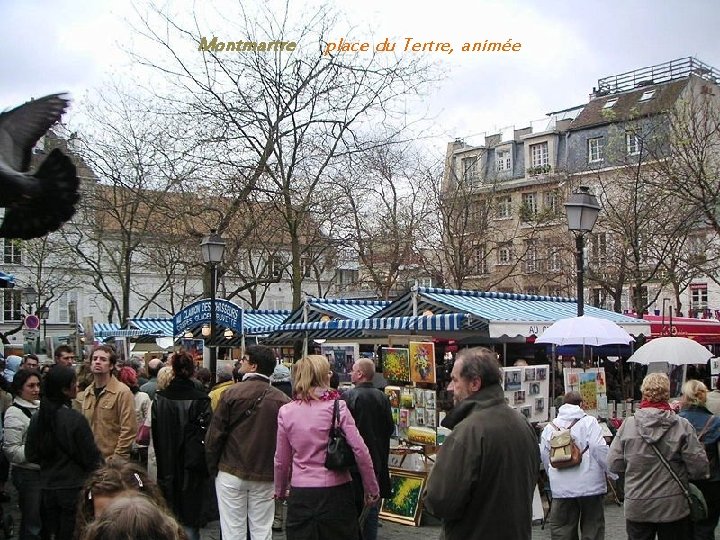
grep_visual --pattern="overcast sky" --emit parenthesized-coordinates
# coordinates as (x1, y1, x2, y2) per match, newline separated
(1, 0, 718, 154)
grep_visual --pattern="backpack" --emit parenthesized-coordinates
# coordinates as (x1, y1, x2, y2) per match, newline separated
(549, 417, 588, 469)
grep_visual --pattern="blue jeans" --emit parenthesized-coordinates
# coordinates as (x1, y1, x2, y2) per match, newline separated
(12, 467, 41, 540)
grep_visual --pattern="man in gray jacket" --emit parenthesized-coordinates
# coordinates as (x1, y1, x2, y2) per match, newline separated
(424, 347, 540, 540)
(608, 372, 708, 539)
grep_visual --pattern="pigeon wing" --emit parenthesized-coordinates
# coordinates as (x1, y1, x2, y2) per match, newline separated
(0, 94, 70, 172)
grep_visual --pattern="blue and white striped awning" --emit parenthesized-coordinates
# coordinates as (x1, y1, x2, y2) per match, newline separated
(374, 287, 649, 338)
(94, 323, 123, 338)
(283, 298, 389, 324)
(258, 313, 473, 340)
(244, 310, 292, 334)
(128, 318, 174, 336)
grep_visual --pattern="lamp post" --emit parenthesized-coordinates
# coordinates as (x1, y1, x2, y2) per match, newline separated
(565, 186, 601, 317)
(200, 229, 226, 382)
(37, 305, 49, 341)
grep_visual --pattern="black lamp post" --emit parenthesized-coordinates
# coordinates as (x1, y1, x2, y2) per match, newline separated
(37, 305, 49, 340)
(200, 229, 226, 382)
(565, 186, 601, 317)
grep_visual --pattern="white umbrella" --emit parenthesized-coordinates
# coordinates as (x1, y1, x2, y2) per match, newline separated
(535, 315, 634, 346)
(627, 337, 714, 366)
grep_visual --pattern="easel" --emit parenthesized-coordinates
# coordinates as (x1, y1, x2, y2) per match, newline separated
(389, 442, 437, 472)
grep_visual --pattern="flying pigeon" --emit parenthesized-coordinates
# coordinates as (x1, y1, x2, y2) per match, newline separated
(0, 93, 80, 239)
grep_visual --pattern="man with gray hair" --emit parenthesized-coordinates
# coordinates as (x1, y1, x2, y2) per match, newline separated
(424, 347, 539, 540)
(540, 391, 609, 540)
(140, 358, 163, 400)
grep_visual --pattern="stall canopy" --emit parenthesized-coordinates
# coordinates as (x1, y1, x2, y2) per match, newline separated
(365, 287, 650, 340)
(642, 314, 720, 345)
(282, 297, 389, 324)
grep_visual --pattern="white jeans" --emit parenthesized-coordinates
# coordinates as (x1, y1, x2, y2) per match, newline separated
(215, 470, 274, 540)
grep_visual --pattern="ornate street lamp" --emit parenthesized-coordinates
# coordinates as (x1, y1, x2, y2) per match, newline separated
(200, 229, 226, 381)
(565, 186, 601, 317)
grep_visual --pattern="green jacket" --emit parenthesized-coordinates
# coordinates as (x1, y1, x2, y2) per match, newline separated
(424, 384, 540, 540)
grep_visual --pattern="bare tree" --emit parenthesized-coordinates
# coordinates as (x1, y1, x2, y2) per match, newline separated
(129, 1, 438, 307)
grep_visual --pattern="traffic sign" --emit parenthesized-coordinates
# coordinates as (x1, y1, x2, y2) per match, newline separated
(24, 315, 40, 330)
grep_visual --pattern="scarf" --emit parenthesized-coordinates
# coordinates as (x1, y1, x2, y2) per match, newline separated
(640, 399, 672, 411)
(294, 387, 340, 402)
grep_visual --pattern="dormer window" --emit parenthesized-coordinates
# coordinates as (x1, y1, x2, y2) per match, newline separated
(639, 90, 655, 102)
(602, 99, 618, 109)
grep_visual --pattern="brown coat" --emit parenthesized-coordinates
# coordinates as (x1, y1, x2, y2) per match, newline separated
(82, 375, 137, 458)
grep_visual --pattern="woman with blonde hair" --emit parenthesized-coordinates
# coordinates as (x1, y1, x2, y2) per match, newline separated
(274, 355, 379, 539)
(609, 372, 709, 539)
(679, 379, 720, 539)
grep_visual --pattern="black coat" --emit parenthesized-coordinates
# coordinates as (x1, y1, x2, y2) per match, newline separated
(342, 382, 394, 497)
(152, 378, 212, 528)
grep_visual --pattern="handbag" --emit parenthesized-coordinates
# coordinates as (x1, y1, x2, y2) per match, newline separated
(647, 440, 708, 522)
(135, 423, 151, 446)
(324, 399, 356, 470)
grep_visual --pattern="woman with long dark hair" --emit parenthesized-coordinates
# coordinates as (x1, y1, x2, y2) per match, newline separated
(3, 369, 41, 540)
(25, 366, 102, 540)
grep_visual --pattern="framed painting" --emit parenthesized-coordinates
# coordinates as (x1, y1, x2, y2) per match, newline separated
(382, 347, 411, 383)
(409, 341, 436, 384)
(379, 468, 427, 526)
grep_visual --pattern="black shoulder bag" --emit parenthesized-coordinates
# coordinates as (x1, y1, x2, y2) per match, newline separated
(324, 399, 356, 470)
(647, 440, 708, 522)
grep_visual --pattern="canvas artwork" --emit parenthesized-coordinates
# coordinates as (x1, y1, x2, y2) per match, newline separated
(535, 397, 545, 412)
(401, 388, 415, 409)
(566, 370, 580, 388)
(424, 390, 436, 409)
(504, 369, 522, 391)
(595, 371, 607, 393)
(399, 408, 410, 428)
(415, 407, 426, 426)
(414, 387, 426, 408)
(426, 409, 436, 428)
(711, 358, 720, 375)
(536, 367, 547, 381)
(380, 469, 427, 526)
(529, 383, 540, 396)
(519, 406, 532, 419)
(524, 368, 536, 381)
(409, 342, 436, 384)
(391, 408, 399, 425)
(597, 395, 609, 417)
(514, 390, 526, 405)
(579, 372, 598, 410)
(385, 386, 401, 409)
(382, 348, 411, 382)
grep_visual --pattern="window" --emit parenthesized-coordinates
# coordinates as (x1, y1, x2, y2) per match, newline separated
(473, 243, 489, 275)
(497, 243, 513, 265)
(592, 288, 610, 309)
(626, 132, 640, 155)
(2, 289, 22, 322)
(335, 268, 358, 285)
(548, 247, 562, 272)
(639, 90, 655, 102)
(461, 156, 479, 184)
(300, 255, 313, 278)
(495, 195, 512, 219)
(602, 98, 618, 109)
(588, 137, 604, 163)
(520, 192, 537, 221)
(496, 149, 511, 171)
(266, 255, 284, 278)
(590, 232, 607, 265)
(57, 291, 78, 324)
(543, 190, 559, 214)
(2, 239, 21, 265)
(417, 277, 434, 288)
(691, 284, 708, 314)
(146, 300, 167, 318)
(530, 142, 549, 167)
(525, 241, 538, 273)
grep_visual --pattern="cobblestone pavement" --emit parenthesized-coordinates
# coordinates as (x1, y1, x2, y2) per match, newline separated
(201, 499, 631, 539)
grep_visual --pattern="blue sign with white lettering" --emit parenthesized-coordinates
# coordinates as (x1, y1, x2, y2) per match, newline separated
(173, 299, 243, 335)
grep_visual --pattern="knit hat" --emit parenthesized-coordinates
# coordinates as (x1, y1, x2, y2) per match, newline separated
(271, 363, 291, 383)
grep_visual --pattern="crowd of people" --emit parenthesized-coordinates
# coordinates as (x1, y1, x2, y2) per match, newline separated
(0, 344, 394, 540)
(0, 342, 718, 540)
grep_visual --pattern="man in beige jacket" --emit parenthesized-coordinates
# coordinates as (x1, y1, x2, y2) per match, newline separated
(82, 345, 137, 459)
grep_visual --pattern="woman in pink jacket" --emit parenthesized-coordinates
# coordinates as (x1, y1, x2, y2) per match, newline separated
(274, 355, 380, 539)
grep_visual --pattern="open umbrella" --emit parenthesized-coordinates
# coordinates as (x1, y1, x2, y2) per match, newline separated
(535, 315, 634, 346)
(626, 336, 714, 366)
